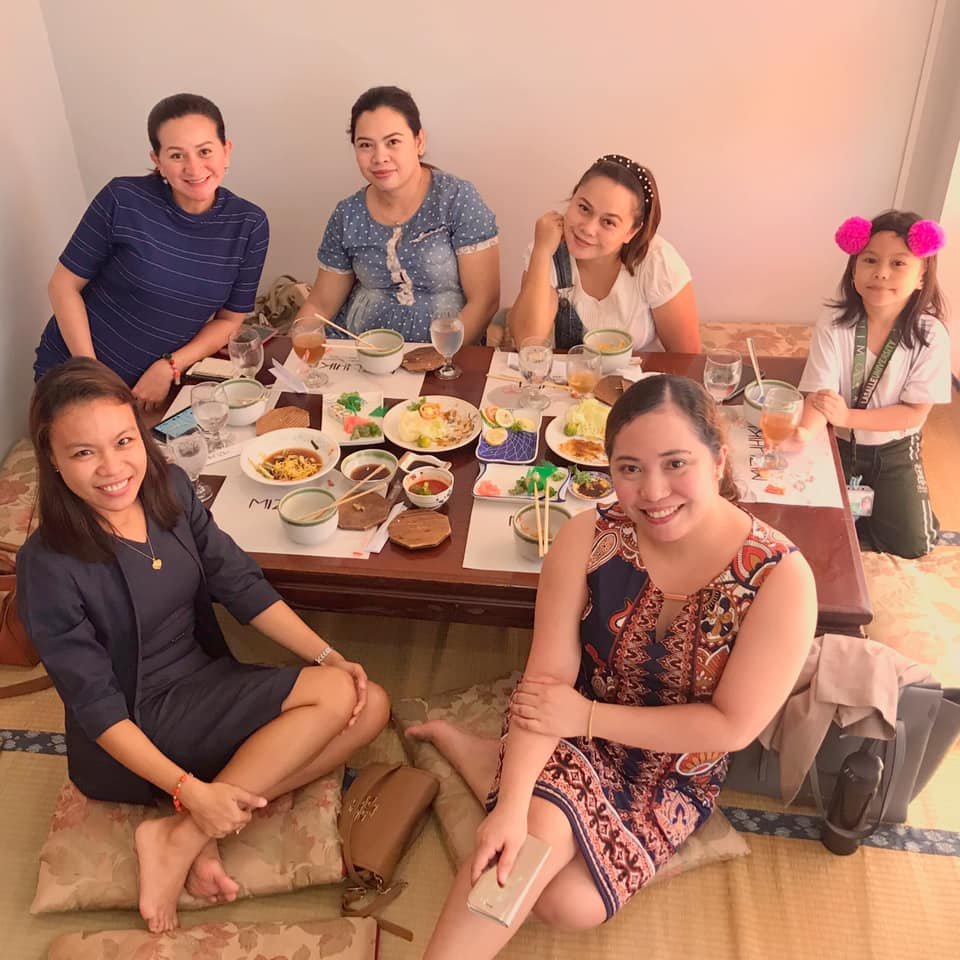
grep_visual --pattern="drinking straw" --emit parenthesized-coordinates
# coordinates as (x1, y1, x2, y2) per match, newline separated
(746, 337, 764, 401)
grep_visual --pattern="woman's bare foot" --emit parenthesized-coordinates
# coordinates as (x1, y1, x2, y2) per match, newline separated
(134, 816, 203, 933)
(185, 838, 240, 904)
(405, 720, 500, 802)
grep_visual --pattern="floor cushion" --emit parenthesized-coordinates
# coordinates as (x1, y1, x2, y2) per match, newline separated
(392, 675, 749, 883)
(47, 916, 377, 960)
(31, 773, 344, 914)
(860, 546, 960, 688)
(701, 322, 812, 359)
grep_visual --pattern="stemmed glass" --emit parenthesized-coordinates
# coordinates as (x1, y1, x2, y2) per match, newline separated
(760, 385, 803, 472)
(703, 350, 743, 404)
(191, 382, 230, 451)
(566, 344, 602, 399)
(171, 431, 211, 501)
(518, 337, 554, 411)
(430, 313, 465, 380)
(289, 315, 329, 390)
(228, 327, 264, 379)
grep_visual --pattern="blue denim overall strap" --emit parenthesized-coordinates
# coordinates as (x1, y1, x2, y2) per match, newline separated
(552, 240, 585, 350)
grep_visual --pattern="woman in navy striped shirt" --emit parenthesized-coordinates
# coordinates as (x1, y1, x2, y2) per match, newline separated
(35, 93, 269, 409)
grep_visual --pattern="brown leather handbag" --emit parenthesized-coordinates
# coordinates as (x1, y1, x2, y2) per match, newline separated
(0, 566, 53, 698)
(339, 762, 439, 941)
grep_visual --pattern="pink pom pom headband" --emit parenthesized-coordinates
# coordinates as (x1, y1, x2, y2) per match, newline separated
(835, 216, 946, 258)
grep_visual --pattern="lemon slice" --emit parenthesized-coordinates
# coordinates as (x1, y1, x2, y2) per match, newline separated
(494, 408, 515, 428)
(483, 427, 508, 447)
(514, 417, 535, 432)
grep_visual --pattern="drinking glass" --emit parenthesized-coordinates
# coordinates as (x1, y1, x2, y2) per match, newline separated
(228, 327, 264, 379)
(566, 344, 602, 399)
(191, 382, 230, 450)
(289, 315, 329, 389)
(760, 385, 802, 472)
(703, 349, 743, 404)
(171, 431, 211, 501)
(518, 337, 554, 411)
(430, 313, 465, 380)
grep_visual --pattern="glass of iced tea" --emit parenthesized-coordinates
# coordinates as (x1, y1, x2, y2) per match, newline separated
(760, 385, 802, 472)
(566, 345, 602, 398)
(289, 315, 329, 389)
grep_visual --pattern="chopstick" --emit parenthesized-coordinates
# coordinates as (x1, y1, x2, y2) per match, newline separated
(746, 338, 764, 401)
(487, 372, 568, 391)
(301, 312, 393, 352)
(533, 481, 545, 558)
(298, 480, 388, 522)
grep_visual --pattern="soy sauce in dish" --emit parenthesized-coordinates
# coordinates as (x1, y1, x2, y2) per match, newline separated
(350, 463, 389, 481)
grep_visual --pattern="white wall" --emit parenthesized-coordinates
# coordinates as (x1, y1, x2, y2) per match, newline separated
(0, 3, 86, 458)
(36, 0, 942, 333)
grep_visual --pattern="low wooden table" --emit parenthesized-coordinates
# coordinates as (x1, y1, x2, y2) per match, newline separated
(227, 341, 870, 636)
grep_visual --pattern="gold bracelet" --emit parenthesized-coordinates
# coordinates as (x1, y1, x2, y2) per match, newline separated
(587, 701, 597, 741)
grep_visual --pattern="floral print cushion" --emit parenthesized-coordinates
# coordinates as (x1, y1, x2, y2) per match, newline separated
(31, 773, 344, 914)
(392, 675, 748, 881)
(0, 438, 38, 562)
(701, 322, 812, 359)
(47, 917, 377, 960)
(860, 546, 960, 688)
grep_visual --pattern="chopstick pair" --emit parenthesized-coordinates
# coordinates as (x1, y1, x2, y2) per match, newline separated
(301, 312, 394, 353)
(532, 480, 551, 559)
(297, 463, 391, 522)
(488, 372, 568, 391)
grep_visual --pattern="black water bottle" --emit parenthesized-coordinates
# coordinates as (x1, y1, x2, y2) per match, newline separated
(820, 746, 884, 856)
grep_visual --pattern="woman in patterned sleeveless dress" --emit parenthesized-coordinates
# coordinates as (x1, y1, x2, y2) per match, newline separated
(408, 375, 816, 958)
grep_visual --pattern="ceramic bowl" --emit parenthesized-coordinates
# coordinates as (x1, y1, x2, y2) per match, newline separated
(512, 503, 572, 561)
(277, 487, 338, 545)
(221, 378, 267, 426)
(356, 328, 405, 374)
(240, 428, 339, 488)
(742, 379, 800, 427)
(339, 449, 399, 490)
(403, 467, 455, 509)
(583, 328, 633, 373)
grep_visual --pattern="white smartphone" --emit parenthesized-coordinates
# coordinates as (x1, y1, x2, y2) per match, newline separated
(466, 834, 552, 927)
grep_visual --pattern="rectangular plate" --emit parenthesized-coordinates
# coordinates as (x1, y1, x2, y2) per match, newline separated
(475, 408, 543, 464)
(320, 391, 385, 446)
(472, 463, 570, 502)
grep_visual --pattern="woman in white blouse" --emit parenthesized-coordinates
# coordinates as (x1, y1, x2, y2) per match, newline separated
(507, 155, 699, 352)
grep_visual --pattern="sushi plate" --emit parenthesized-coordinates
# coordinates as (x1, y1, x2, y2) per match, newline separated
(472, 463, 570, 502)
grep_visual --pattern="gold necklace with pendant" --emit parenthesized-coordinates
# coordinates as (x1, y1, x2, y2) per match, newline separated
(114, 533, 162, 571)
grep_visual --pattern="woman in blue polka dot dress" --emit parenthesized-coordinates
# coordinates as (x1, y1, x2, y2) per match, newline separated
(296, 86, 500, 344)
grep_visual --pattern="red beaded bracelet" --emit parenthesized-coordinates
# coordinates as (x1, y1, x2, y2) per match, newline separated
(162, 352, 182, 386)
(172, 772, 192, 812)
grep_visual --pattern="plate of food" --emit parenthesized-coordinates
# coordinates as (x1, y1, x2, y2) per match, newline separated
(473, 462, 570, 502)
(568, 470, 615, 502)
(241, 427, 340, 487)
(382, 395, 481, 452)
(544, 398, 610, 466)
(476, 403, 541, 464)
(321, 391, 386, 446)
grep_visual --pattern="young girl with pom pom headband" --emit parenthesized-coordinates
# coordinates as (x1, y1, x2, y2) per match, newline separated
(791, 209, 951, 559)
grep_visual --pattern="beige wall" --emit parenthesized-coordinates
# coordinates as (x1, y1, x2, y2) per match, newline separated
(39, 0, 940, 332)
(0, 3, 86, 458)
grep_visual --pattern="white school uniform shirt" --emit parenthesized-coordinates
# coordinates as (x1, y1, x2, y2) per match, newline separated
(798, 313, 951, 446)
(522, 234, 692, 350)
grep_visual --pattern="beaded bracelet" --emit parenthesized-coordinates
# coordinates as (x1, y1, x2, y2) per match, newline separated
(162, 352, 182, 386)
(314, 644, 333, 666)
(172, 771, 192, 812)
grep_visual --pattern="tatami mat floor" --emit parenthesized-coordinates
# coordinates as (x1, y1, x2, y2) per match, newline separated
(2, 394, 959, 959)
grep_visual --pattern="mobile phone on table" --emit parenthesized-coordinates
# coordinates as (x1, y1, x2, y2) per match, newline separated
(152, 407, 198, 441)
(466, 834, 552, 927)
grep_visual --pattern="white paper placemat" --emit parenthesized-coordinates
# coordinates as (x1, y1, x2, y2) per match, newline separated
(282, 345, 427, 399)
(725, 407, 843, 508)
(481, 351, 576, 418)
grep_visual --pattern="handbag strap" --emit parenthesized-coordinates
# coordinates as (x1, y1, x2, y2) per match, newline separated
(0, 675, 53, 699)
(342, 882, 413, 941)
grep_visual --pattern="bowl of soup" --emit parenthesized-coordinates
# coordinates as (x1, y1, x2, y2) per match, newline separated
(583, 328, 633, 373)
(240, 428, 339, 487)
(356, 328, 405, 375)
(512, 503, 572, 561)
(222, 377, 267, 426)
(339, 449, 399, 490)
(402, 466, 454, 509)
(277, 487, 339, 545)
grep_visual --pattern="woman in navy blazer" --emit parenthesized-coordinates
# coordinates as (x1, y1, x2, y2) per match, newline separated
(18, 358, 390, 934)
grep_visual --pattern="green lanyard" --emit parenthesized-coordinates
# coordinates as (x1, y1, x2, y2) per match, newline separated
(848, 315, 901, 464)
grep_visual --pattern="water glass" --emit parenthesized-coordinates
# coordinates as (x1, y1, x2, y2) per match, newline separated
(289, 315, 329, 389)
(518, 337, 553, 411)
(191, 382, 230, 450)
(228, 327, 265, 379)
(430, 313, 465, 380)
(703, 350, 743, 404)
(171, 431, 212, 501)
(760, 385, 802, 472)
(566, 345, 602, 398)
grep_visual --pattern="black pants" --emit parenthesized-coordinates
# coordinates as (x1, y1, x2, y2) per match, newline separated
(838, 434, 939, 559)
